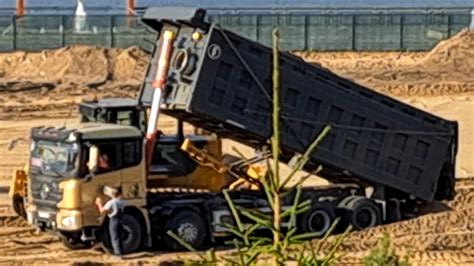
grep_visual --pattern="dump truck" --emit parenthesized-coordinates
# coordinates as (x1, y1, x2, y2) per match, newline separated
(23, 97, 261, 252)
(20, 6, 457, 254)
(140, 7, 458, 203)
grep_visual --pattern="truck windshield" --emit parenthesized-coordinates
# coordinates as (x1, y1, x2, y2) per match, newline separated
(30, 140, 79, 177)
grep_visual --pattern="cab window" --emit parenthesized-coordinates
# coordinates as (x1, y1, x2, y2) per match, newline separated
(96, 142, 122, 173)
(115, 110, 134, 126)
(123, 140, 141, 167)
(82, 138, 141, 175)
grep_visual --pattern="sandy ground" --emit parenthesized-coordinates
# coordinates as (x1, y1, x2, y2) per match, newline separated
(0, 177, 471, 265)
(0, 30, 473, 264)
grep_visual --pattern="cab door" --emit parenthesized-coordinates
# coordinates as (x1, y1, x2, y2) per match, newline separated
(120, 139, 147, 205)
(80, 140, 124, 226)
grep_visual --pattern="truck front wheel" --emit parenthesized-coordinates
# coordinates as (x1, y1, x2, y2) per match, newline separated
(101, 213, 144, 254)
(164, 210, 207, 251)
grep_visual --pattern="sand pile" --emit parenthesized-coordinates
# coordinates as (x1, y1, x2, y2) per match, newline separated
(419, 29, 474, 75)
(0, 45, 146, 86)
(0, 46, 148, 120)
(111, 46, 148, 81)
(1, 47, 107, 84)
(301, 30, 474, 97)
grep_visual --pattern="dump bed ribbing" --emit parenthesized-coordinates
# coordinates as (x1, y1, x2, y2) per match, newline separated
(139, 7, 458, 202)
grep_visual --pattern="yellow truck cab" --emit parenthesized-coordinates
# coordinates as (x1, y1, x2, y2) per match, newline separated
(26, 121, 237, 252)
(13, 97, 256, 253)
(27, 123, 146, 250)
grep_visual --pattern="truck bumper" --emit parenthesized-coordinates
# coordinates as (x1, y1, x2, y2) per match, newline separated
(26, 204, 58, 231)
(27, 205, 83, 232)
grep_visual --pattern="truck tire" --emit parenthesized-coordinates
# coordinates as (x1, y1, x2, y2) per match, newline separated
(60, 233, 93, 250)
(164, 209, 207, 251)
(299, 202, 335, 237)
(340, 197, 381, 230)
(101, 213, 143, 254)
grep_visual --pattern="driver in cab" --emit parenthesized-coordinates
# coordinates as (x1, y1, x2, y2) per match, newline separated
(99, 153, 110, 170)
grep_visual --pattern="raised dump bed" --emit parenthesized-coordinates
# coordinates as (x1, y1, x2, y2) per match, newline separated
(139, 7, 458, 202)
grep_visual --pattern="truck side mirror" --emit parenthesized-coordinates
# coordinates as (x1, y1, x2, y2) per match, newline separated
(88, 145, 99, 174)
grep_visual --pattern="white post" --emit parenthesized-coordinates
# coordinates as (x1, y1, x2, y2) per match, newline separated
(470, 9, 474, 30)
(74, 0, 87, 33)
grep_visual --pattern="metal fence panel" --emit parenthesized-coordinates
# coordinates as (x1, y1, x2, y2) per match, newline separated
(209, 15, 258, 41)
(0, 16, 13, 51)
(15, 16, 62, 50)
(135, 0, 474, 8)
(0, 11, 471, 52)
(64, 15, 112, 47)
(112, 16, 148, 48)
(403, 14, 449, 51)
(258, 15, 306, 50)
(355, 15, 402, 51)
(449, 14, 472, 36)
(307, 15, 353, 51)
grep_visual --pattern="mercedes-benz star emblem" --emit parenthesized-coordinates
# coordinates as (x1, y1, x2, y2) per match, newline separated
(40, 184, 51, 200)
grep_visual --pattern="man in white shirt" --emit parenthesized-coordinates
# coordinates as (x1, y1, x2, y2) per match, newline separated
(95, 186, 125, 257)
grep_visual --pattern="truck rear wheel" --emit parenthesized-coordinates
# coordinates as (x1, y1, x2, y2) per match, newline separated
(340, 197, 381, 230)
(164, 210, 207, 251)
(101, 213, 143, 254)
(299, 202, 335, 237)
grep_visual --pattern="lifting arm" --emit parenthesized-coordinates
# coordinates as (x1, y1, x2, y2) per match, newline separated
(181, 138, 270, 190)
(181, 138, 228, 174)
(145, 30, 176, 171)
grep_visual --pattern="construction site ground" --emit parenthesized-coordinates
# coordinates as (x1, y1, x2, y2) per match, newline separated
(0, 30, 472, 265)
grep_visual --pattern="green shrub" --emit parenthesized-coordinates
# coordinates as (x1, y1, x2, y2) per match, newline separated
(364, 233, 410, 266)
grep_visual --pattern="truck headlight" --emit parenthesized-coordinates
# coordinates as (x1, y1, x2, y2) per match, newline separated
(57, 210, 81, 230)
(60, 216, 77, 228)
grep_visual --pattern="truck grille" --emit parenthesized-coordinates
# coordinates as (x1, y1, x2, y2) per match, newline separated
(30, 174, 62, 210)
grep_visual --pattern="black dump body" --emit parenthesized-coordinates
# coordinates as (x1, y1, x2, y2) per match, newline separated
(139, 7, 458, 202)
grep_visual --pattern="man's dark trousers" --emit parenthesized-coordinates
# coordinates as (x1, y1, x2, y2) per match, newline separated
(109, 212, 124, 256)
